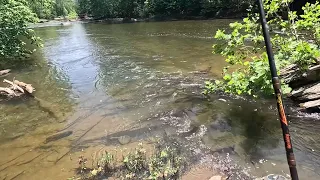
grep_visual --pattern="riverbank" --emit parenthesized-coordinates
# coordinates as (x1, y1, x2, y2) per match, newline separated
(30, 14, 244, 28)
(82, 15, 244, 24)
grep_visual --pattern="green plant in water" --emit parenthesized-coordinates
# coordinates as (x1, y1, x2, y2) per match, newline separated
(205, 0, 320, 97)
(71, 144, 185, 180)
(122, 143, 148, 179)
(147, 146, 183, 180)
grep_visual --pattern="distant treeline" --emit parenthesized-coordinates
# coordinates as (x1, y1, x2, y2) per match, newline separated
(28, 0, 77, 19)
(28, 0, 314, 20)
(78, 0, 254, 19)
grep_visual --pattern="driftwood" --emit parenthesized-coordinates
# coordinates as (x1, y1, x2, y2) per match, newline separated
(3, 79, 24, 93)
(0, 87, 15, 96)
(13, 80, 34, 94)
(0, 69, 11, 76)
(0, 79, 34, 98)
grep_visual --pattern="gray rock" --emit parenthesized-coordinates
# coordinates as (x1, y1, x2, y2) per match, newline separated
(117, 135, 131, 145)
(300, 99, 320, 111)
(291, 82, 320, 101)
(280, 64, 320, 88)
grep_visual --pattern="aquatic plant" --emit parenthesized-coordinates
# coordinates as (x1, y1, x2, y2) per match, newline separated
(71, 143, 185, 180)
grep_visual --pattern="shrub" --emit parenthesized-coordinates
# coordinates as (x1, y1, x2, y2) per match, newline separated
(0, 0, 42, 59)
(204, 0, 320, 97)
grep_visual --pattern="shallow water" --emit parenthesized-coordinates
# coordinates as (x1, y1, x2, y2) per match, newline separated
(0, 20, 320, 180)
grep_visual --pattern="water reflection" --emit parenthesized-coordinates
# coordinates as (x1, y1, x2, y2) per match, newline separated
(0, 50, 75, 143)
(226, 101, 280, 161)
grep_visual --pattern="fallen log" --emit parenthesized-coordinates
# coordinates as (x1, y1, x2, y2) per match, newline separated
(0, 69, 11, 76)
(0, 87, 15, 96)
(3, 79, 24, 93)
(13, 80, 34, 94)
(0, 79, 34, 99)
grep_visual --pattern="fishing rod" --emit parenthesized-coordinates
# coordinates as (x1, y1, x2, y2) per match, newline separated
(256, 0, 299, 179)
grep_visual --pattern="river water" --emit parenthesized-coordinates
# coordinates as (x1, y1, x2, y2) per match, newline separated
(0, 20, 320, 180)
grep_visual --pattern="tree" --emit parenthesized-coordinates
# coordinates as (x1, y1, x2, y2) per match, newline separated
(78, 0, 254, 19)
(54, 0, 77, 18)
(0, 0, 41, 59)
(204, 0, 320, 97)
(28, 0, 55, 19)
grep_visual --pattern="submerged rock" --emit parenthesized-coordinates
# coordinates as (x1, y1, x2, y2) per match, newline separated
(256, 174, 288, 180)
(109, 135, 132, 145)
(118, 135, 131, 145)
(45, 131, 73, 143)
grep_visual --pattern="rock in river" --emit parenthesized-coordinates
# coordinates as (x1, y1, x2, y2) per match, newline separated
(291, 82, 320, 102)
(110, 135, 132, 145)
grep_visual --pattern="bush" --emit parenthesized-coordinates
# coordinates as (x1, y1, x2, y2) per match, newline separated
(67, 11, 78, 20)
(204, 0, 320, 97)
(0, 0, 41, 59)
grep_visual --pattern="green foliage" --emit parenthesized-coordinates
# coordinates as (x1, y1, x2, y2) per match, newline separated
(121, 144, 183, 179)
(201, 0, 253, 17)
(122, 144, 147, 177)
(205, 0, 320, 97)
(78, 0, 253, 19)
(54, 0, 77, 18)
(147, 146, 183, 180)
(28, 0, 55, 19)
(27, 0, 77, 19)
(67, 10, 78, 20)
(0, 0, 42, 59)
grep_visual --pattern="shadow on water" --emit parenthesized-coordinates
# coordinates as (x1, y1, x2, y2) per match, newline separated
(226, 101, 280, 161)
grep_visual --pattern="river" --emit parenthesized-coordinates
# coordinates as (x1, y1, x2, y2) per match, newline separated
(0, 20, 320, 180)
